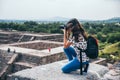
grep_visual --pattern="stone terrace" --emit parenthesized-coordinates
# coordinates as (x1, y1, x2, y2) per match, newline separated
(0, 31, 63, 44)
(10, 40, 63, 50)
(0, 42, 66, 73)
(0, 31, 64, 80)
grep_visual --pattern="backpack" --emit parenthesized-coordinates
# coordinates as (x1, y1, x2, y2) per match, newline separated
(85, 36, 99, 59)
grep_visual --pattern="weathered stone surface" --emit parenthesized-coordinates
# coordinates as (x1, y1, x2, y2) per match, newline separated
(103, 70, 120, 80)
(0, 50, 16, 80)
(0, 50, 13, 72)
(0, 31, 63, 44)
(12, 41, 63, 50)
(8, 60, 109, 80)
(102, 62, 120, 80)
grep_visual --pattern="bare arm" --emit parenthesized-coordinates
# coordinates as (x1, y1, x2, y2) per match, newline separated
(63, 30, 72, 48)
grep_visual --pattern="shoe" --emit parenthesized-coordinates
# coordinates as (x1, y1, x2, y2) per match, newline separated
(83, 72, 87, 75)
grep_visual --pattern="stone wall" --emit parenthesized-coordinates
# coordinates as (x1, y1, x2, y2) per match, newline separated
(13, 42, 63, 50)
(18, 35, 33, 42)
(35, 35, 63, 42)
(0, 32, 22, 44)
(13, 62, 33, 73)
(0, 31, 63, 44)
(12, 52, 66, 72)
(0, 33, 11, 44)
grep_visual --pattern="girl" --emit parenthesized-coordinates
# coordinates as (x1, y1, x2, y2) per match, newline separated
(61, 18, 89, 73)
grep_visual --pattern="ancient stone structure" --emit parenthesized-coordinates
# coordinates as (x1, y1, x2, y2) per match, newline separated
(0, 31, 63, 44)
(0, 31, 119, 80)
(0, 31, 64, 80)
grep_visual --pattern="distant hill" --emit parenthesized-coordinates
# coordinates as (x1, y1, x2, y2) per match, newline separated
(80, 17, 120, 23)
(0, 19, 26, 23)
(103, 17, 120, 23)
(0, 17, 120, 23)
(42, 17, 69, 21)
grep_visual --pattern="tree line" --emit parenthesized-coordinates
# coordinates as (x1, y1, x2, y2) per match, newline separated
(0, 21, 120, 43)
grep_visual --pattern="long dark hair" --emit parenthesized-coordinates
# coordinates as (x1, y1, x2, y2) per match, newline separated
(66, 18, 87, 41)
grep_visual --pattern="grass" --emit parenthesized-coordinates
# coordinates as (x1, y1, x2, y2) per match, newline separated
(103, 42, 120, 54)
(99, 42, 120, 61)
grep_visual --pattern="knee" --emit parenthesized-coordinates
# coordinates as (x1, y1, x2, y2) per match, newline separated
(63, 46, 70, 50)
(63, 46, 73, 52)
(61, 66, 70, 73)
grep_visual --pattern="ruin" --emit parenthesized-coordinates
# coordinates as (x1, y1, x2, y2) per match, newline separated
(0, 31, 66, 80)
(0, 31, 119, 80)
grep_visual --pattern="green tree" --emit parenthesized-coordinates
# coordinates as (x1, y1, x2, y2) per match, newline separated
(107, 33, 120, 43)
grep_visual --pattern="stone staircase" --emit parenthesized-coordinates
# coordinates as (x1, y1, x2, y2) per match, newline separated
(0, 50, 18, 80)
(0, 31, 63, 44)
(18, 35, 32, 42)
(0, 32, 22, 44)
(0, 33, 11, 44)
(11, 47, 66, 73)
(0, 46, 66, 80)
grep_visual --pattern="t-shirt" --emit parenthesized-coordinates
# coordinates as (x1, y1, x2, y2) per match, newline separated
(69, 33, 89, 62)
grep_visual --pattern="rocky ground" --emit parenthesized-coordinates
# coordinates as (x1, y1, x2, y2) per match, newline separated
(7, 60, 109, 80)
(7, 60, 120, 80)
(101, 61, 120, 80)
(0, 50, 13, 72)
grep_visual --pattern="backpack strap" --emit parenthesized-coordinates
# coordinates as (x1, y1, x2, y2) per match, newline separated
(79, 48, 83, 75)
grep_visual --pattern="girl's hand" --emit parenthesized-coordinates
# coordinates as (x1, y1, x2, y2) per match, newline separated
(61, 29, 65, 32)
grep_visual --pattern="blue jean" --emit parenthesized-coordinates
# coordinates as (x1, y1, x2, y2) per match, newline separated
(63, 46, 77, 61)
(61, 46, 89, 73)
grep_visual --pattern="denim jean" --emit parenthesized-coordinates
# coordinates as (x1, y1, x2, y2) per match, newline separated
(63, 46, 77, 61)
(61, 46, 89, 73)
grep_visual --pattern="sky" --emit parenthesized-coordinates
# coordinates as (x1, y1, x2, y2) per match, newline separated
(0, 0, 120, 20)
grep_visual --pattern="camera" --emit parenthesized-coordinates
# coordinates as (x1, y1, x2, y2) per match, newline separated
(59, 25, 67, 29)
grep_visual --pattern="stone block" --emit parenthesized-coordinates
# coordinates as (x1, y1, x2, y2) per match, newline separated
(8, 60, 109, 80)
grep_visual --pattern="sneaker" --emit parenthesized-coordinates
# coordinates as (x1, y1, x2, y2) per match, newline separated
(83, 72, 87, 75)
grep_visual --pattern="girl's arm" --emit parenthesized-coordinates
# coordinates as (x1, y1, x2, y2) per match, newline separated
(63, 30, 72, 48)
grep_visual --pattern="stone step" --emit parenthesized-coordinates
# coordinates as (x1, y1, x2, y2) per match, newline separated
(13, 62, 36, 73)
(7, 60, 109, 80)
(14, 62, 36, 68)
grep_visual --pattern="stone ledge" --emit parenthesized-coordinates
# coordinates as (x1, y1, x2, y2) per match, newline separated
(7, 54, 18, 65)
(13, 62, 36, 73)
(14, 62, 36, 68)
(0, 46, 64, 56)
(91, 58, 106, 65)
(0, 66, 9, 78)
(7, 60, 109, 80)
